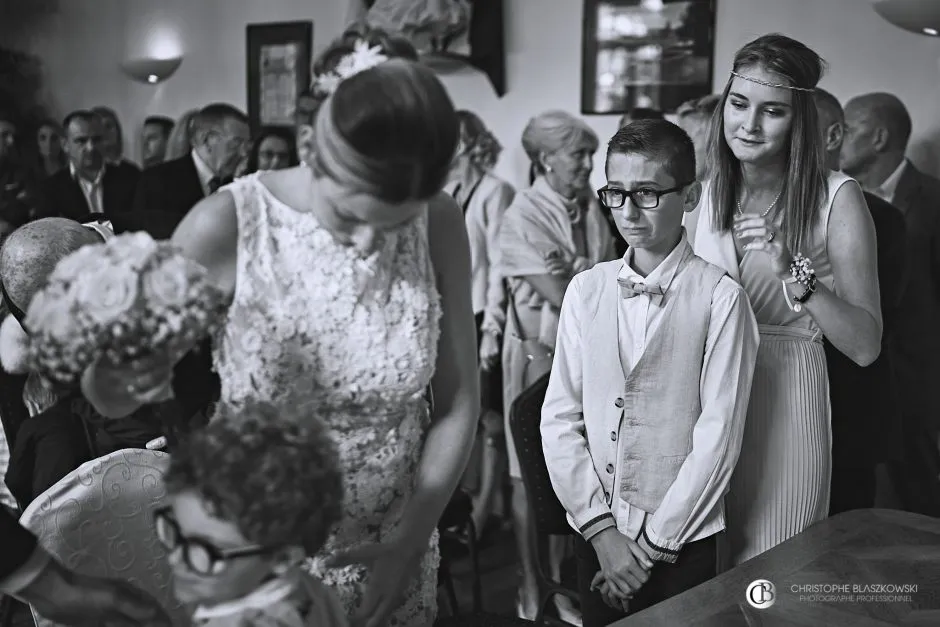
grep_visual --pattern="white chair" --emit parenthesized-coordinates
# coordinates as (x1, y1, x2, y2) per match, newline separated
(19, 448, 189, 626)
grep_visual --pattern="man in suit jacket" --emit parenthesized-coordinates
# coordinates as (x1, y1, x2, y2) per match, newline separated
(91, 105, 142, 176)
(0, 507, 171, 624)
(815, 90, 908, 514)
(40, 111, 139, 221)
(842, 92, 940, 517)
(120, 102, 249, 240)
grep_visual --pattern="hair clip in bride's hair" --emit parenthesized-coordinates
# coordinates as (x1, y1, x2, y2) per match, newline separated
(313, 39, 389, 96)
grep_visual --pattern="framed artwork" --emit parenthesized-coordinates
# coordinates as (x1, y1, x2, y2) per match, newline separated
(246, 21, 313, 133)
(581, 0, 717, 115)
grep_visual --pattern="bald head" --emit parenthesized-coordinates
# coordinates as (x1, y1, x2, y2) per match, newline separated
(844, 92, 912, 151)
(840, 92, 912, 179)
(0, 218, 102, 313)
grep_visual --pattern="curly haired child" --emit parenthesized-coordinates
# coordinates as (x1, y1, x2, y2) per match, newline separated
(158, 400, 346, 626)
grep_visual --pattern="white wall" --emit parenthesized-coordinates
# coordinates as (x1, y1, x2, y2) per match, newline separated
(4, 0, 940, 188)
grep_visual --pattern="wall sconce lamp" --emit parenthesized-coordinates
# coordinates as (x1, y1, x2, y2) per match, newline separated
(120, 57, 183, 84)
(872, 0, 940, 37)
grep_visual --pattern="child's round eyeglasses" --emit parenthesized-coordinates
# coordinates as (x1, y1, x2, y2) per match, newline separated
(153, 506, 271, 576)
(597, 183, 691, 210)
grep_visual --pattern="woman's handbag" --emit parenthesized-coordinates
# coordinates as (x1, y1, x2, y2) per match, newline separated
(507, 283, 554, 388)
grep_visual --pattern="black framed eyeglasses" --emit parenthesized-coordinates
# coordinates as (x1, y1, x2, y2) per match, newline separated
(153, 506, 271, 576)
(597, 183, 691, 210)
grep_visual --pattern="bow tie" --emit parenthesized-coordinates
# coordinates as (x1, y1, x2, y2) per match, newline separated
(618, 277, 664, 300)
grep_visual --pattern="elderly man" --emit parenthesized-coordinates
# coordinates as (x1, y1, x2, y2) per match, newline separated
(841, 92, 940, 517)
(0, 218, 163, 505)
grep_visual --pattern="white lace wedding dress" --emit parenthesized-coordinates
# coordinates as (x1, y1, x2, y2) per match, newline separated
(213, 173, 442, 626)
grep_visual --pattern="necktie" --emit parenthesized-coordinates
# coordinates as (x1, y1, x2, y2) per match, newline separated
(618, 276, 664, 300)
(208, 177, 221, 194)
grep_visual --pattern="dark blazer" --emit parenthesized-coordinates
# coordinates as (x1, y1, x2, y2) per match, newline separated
(117, 154, 207, 240)
(40, 162, 139, 221)
(0, 505, 38, 581)
(825, 191, 907, 465)
(888, 163, 940, 431)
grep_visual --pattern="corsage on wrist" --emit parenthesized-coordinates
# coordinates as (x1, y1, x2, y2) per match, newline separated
(781, 253, 817, 312)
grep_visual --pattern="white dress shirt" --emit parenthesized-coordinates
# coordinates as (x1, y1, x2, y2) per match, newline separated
(70, 163, 105, 214)
(543, 231, 759, 553)
(191, 149, 218, 197)
(869, 158, 907, 205)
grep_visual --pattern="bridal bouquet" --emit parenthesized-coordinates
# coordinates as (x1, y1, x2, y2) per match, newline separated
(25, 232, 227, 387)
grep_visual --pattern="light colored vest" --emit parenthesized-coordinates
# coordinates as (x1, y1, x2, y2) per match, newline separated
(578, 252, 725, 513)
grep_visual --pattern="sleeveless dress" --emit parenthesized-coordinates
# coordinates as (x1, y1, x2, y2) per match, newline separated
(692, 171, 854, 567)
(213, 173, 443, 625)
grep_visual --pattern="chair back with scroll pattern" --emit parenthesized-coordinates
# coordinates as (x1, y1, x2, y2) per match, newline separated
(19, 448, 189, 626)
(509, 373, 572, 537)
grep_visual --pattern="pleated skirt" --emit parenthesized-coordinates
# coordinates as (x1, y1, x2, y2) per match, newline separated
(722, 324, 832, 568)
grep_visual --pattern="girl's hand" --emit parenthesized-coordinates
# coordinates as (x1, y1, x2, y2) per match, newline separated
(734, 214, 791, 279)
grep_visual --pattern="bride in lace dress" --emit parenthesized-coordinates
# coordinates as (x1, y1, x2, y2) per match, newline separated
(82, 28, 479, 627)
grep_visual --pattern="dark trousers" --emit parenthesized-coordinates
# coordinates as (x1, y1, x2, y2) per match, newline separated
(888, 413, 940, 517)
(829, 462, 876, 516)
(574, 532, 717, 627)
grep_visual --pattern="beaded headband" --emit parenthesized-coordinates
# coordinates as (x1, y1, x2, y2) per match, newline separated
(312, 40, 389, 97)
(730, 71, 815, 93)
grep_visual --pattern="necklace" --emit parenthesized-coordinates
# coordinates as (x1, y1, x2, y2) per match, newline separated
(736, 186, 783, 217)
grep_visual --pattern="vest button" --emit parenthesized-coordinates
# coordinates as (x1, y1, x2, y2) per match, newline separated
(610, 431, 617, 441)
(606, 463, 614, 474)
(614, 397, 624, 408)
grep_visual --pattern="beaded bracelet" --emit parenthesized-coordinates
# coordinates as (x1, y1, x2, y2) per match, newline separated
(781, 253, 818, 312)
(789, 253, 814, 286)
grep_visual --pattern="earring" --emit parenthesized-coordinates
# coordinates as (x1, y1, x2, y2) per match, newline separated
(545, 165, 553, 172)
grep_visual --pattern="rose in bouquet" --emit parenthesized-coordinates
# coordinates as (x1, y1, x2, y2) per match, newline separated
(25, 231, 228, 388)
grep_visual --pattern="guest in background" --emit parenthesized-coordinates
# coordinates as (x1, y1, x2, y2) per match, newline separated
(499, 109, 614, 621)
(676, 95, 720, 182)
(0, 112, 37, 234)
(841, 92, 940, 517)
(0, 507, 171, 626)
(692, 34, 882, 566)
(676, 94, 721, 244)
(41, 110, 140, 220)
(91, 106, 140, 174)
(444, 109, 514, 537)
(125, 103, 250, 239)
(141, 115, 175, 169)
(164, 109, 199, 162)
(245, 127, 298, 173)
(35, 119, 66, 178)
(618, 107, 663, 129)
(814, 88, 907, 515)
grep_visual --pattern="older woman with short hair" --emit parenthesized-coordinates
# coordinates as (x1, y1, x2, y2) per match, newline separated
(499, 110, 615, 619)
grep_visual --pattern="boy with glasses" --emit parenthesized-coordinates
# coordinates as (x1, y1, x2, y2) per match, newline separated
(158, 400, 347, 626)
(541, 119, 759, 625)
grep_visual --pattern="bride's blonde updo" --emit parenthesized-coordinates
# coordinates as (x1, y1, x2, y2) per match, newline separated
(303, 24, 458, 203)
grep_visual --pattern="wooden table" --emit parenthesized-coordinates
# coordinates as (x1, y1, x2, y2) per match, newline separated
(615, 509, 940, 626)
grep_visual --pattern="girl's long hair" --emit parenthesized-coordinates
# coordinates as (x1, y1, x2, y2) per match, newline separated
(707, 33, 828, 253)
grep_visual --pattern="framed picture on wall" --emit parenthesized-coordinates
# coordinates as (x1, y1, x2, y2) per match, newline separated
(246, 21, 313, 132)
(581, 0, 717, 115)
